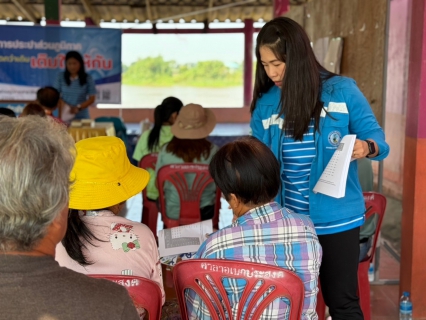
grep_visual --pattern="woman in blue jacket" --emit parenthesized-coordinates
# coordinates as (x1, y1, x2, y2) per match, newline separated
(250, 17, 389, 320)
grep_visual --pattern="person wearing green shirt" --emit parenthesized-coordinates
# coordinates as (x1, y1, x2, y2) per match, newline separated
(155, 103, 218, 222)
(132, 97, 183, 200)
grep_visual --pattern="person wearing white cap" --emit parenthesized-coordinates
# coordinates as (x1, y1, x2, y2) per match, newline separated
(155, 103, 218, 224)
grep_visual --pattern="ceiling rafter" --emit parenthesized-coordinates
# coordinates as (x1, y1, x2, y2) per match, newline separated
(0, 0, 274, 23)
(11, 0, 37, 22)
(153, 0, 256, 23)
(145, 0, 153, 21)
(80, 0, 101, 25)
(207, 0, 214, 22)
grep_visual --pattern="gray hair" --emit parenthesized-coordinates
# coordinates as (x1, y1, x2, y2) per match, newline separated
(0, 116, 75, 252)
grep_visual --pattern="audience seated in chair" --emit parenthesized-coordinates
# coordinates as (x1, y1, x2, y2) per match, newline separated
(133, 96, 183, 202)
(154, 103, 218, 225)
(0, 116, 139, 320)
(55, 136, 165, 318)
(0, 107, 16, 117)
(37, 86, 66, 125)
(186, 136, 322, 319)
(20, 103, 46, 117)
(174, 259, 305, 320)
(89, 275, 163, 320)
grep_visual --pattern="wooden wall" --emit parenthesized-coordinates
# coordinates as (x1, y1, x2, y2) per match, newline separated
(285, 0, 388, 125)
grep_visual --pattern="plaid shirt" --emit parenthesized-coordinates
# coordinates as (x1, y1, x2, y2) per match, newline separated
(185, 202, 322, 320)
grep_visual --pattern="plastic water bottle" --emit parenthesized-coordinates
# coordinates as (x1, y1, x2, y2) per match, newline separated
(368, 263, 374, 282)
(399, 291, 413, 320)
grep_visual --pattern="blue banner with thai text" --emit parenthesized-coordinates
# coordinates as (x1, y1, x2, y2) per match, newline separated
(0, 26, 121, 103)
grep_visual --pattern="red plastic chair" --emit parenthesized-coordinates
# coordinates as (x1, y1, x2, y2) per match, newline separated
(139, 153, 159, 240)
(173, 259, 305, 320)
(357, 192, 387, 319)
(156, 164, 221, 229)
(88, 274, 162, 320)
(316, 192, 387, 320)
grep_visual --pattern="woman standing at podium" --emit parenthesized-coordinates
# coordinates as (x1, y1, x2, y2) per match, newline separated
(53, 51, 96, 122)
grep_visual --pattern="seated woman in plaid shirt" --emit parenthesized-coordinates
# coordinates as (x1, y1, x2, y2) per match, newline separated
(185, 136, 322, 320)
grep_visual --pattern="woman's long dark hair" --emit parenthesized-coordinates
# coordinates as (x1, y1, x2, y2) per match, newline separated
(64, 51, 88, 86)
(61, 209, 105, 266)
(250, 17, 335, 141)
(166, 137, 212, 163)
(148, 97, 183, 152)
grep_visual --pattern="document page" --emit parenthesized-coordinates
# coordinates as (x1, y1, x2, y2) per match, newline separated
(158, 219, 212, 257)
(61, 103, 75, 123)
(313, 134, 356, 198)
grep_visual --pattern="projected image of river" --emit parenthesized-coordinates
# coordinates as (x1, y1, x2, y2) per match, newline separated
(98, 85, 244, 109)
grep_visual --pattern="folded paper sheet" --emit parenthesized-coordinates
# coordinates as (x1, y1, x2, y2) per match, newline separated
(313, 134, 356, 198)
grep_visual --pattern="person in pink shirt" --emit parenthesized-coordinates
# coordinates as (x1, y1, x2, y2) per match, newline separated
(55, 136, 165, 317)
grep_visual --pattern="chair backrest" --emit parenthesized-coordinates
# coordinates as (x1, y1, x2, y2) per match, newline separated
(88, 274, 162, 320)
(173, 259, 304, 320)
(139, 153, 159, 201)
(95, 116, 128, 144)
(157, 164, 220, 227)
(362, 191, 387, 262)
(138, 153, 159, 238)
(139, 153, 159, 171)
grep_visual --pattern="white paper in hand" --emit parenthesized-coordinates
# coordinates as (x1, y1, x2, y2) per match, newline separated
(61, 103, 75, 123)
(313, 134, 356, 198)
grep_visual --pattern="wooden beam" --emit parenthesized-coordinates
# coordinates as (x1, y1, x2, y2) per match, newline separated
(208, 0, 214, 22)
(154, 0, 256, 23)
(122, 27, 262, 34)
(80, 0, 100, 25)
(400, 0, 426, 316)
(145, 0, 153, 21)
(11, 0, 37, 23)
(90, 107, 251, 124)
(243, 19, 254, 107)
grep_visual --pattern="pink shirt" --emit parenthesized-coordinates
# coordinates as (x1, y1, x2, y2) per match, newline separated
(55, 210, 165, 305)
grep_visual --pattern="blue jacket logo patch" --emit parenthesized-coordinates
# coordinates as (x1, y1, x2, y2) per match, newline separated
(328, 131, 342, 147)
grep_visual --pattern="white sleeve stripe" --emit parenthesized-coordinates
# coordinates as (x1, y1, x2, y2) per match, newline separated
(320, 102, 348, 117)
(262, 114, 284, 129)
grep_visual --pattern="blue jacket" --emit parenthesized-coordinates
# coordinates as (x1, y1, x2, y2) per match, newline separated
(250, 75, 389, 227)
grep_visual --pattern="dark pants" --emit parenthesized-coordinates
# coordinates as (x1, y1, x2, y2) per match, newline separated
(318, 227, 364, 320)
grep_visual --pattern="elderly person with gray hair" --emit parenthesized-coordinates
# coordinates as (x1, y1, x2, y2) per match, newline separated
(0, 116, 139, 320)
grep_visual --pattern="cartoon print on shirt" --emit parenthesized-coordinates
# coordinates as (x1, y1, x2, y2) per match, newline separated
(109, 223, 141, 252)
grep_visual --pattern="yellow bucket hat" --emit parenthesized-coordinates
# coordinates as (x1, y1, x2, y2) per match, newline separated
(69, 136, 150, 210)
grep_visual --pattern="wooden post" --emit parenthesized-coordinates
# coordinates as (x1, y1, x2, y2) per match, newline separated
(400, 0, 426, 317)
(243, 19, 253, 108)
(85, 17, 96, 26)
(44, 0, 60, 25)
(273, 0, 289, 18)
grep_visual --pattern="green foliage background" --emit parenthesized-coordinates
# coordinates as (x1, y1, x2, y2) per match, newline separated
(122, 56, 243, 87)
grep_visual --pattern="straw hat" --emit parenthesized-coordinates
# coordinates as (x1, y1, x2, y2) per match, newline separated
(69, 136, 149, 210)
(171, 103, 216, 139)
